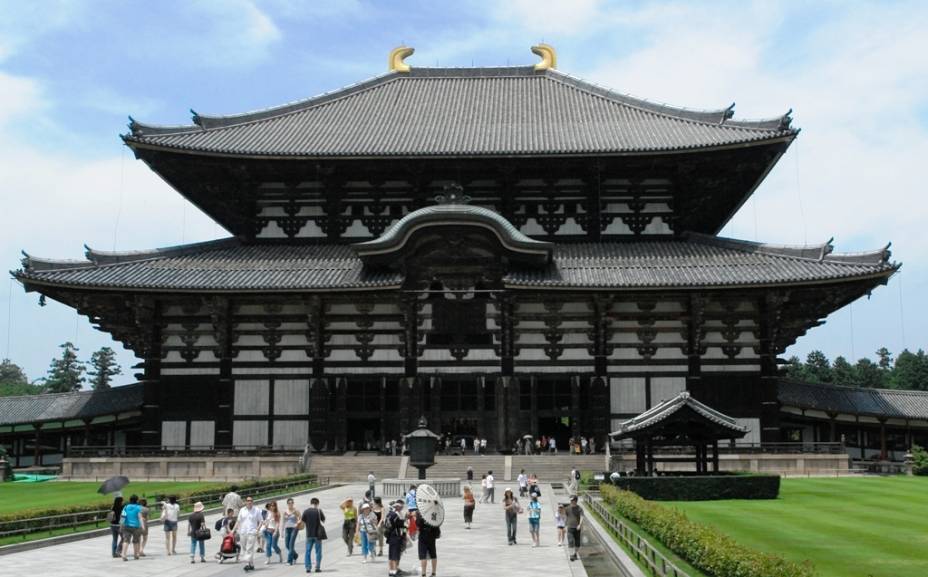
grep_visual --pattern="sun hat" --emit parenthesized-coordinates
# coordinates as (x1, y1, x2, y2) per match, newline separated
(360, 502, 371, 510)
(193, 501, 205, 512)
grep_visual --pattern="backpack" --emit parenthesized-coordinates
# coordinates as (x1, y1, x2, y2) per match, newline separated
(574, 470, 581, 481)
(221, 533, 237, 554)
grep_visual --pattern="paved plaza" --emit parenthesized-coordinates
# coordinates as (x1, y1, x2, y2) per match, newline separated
(4, 483, 589, 577)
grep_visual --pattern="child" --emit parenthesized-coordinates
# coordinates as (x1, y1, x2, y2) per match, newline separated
(554, 504, 567, 547)
(528, 493, 542, 547)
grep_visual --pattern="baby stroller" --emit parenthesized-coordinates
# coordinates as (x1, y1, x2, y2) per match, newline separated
(215, 531, 240, 563)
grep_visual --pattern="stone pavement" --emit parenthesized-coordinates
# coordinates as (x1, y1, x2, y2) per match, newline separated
(3, 483, 588, 577)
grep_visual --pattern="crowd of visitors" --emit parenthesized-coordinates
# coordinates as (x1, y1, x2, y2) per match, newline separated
(105, 468, 587, 574)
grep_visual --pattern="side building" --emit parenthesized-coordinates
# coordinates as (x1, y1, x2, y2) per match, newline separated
(11, 47, 899, 455)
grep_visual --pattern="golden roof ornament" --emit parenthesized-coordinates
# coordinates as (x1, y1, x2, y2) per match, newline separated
(389, 46, 414, 73)
(531, 43, 557, 71)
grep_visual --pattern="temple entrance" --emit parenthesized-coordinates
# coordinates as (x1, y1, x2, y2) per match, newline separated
(346, 417, 381, 452)
(538, 416, 571, 452)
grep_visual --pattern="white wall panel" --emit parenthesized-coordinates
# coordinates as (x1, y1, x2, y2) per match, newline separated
(273, 421, 308, 449)
(190, 421, 215, 447)
(650, 377, 686, 406)
(233, 421, 268, 447)
(734, 418, 761, 445)
(161, 421, 186, 448)
(611, 377, 646, 414)
(274, 380, 309, 415)
(234, 380, 269, 415)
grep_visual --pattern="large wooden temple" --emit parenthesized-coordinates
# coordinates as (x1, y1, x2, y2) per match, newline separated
(15, 46, 898, 454)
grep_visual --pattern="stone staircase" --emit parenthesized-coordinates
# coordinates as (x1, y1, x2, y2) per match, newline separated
(307, 453, 606, 483)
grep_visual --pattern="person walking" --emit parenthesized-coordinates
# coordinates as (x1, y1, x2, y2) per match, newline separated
(473, 436, 480, 456)
(160, 495, 180, 555)
(480, 438, 487, 454)
(357, 502, 378, 563)
(485, 471, 495, 504)
(416, 510, 439, 577)
(283, 498, 300, 565)
(549, 436, 557, 454)
(502, 488, 521, 545)
(261, 500, 282, 564)
(301, 497, 326, 573)
(187, 501, 207, 564)
(517, 469, 528, 497)
(138, 498, 150, 557)
(237, 495, 263, 571)
(527, 493, 542, 547)
(565, 495, 585, 561)
(385, 500, 406, 577)
(554, 504, 567, 547)
(120, 494, 145, 561)
(368, 471, 377, 499)
(479, 474, 487, 503)
(462, 485, 476, 529)
(339, 497, 358, 556)
(222, 485, 243, 516)
(466, 465, 474, 482)
(372, 497, 386, 556)
(108, 496, 124, 558)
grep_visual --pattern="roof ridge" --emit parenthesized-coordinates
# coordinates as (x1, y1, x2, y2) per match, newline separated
(781, 378, 928, 397)
(85, 237, 241, 265)
(683, 232, 894, 266)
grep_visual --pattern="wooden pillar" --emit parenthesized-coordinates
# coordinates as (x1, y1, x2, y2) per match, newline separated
(380, 377, 387, 445)
(137, 297, 162, 447)
(635, 441, 645, 474)
(570, 375, 581, 438)
(83, 419, 92, 446)
(712, 440, 720, 473)
(33, 424, 42, 467)
(476, 376, 486, 438)
(529, 376, 538, 437)
(209, 296, 234, 448)
(335, 377, 347, 452)
(828, 415, 837, 443)
(430, 377, 442, 435)
(879, 421, 887, 460)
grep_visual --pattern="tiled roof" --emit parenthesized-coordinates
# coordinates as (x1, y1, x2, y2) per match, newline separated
(15, 233, 896, 292)
(610, 391, 748, 438)
(778, 380, 928, 420)
(0, 383, 143, 427)
(124, 67, 795, 158)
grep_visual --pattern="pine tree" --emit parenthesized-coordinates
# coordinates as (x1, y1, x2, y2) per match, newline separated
(804, 350, 833, 383)
(88, 347, 122, 391)
(832, 356, 856, 386)
(0, 358, 42, 396)
(43, 342, 85, 393)
(854, 358, 884, 388)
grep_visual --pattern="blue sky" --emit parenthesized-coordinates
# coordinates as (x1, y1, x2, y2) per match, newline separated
(1, 0, 926, 385)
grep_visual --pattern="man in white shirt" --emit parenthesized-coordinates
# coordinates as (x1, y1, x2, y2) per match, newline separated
(485, 470, 495, 503)
(222, 486, 243, 516)
(368, 471, 377, 499)
(549, 436, 557, 455)
(480, 438, 487, 454)
(517, 469, 528, 497)
(237, 496, 264, 571)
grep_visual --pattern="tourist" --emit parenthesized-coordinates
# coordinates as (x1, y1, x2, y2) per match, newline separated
(187, 501, 207, 564)
(527, 493, 541, 547)
(222, 485, 243, 516)
(549, 436, 557, 454)
(357, 502, 378, 563)
(480, 438, 487, 454)
(528, 472, 540, 497)
(385, 500, 406, 577)
(261, 500, 282, 564)
(108, 496, 124, 558)
(460, 436, 467, 454)
(517, 469, 528, 497)
(416, 510, 439, 577)
(368, 470, 377, 499)
(339, 497, 357, 556)
(466, 465, 474, 481)
(570, 467, 581, 495)
(372, 496, 386, 556)
(535, 438, 542, 454)
(301, 497, 326, 573)
(462, 485, 476, 529)
(565, 495, 585, 561)
(138, 498, 150, 556)
(283, 498, 300, 565)
(160, 495, 180, 555)
(581, 436, 588, 455)
(485, 470, 495, 504)
(405, 485, 418, 540)
(473, 436, 480, 455)
(120, 494, 145, 561)
(554, 504, 567, 546)
(237, 496, 264, 571)
(590, 436, 596, 454)
(479, 474, 487, 503)
(502, 488, 521, 545)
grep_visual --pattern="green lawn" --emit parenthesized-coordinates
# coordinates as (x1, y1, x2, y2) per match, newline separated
(0, 481, 225, 515)
(667, 477, 928, 577)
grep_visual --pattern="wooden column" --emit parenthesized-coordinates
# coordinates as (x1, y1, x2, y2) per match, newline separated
(570, 375, 581, 438)
(712, 440, 720, 472)
(33, 424, 42, 467)
(879, 420, 887, 460)
(402, 295, 418, 378)
(209, 296, 234, 447)
(758, 292, 787, 443)
(138, 299, 162, 447)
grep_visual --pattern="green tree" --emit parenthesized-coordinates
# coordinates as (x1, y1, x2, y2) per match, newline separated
(876, 347, 893, 370)
(890, 349, 928, 391)
(43, 342, 85, 393)
(805, 350, 833, 383)
(783, 355, 809, 381)
(854, 358, 885, 388)
(0, 358, 43, 396)
(832, 356, 855, 386)
(88, 347, 122, 391)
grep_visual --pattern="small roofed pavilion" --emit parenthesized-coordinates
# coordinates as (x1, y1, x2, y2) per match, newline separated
(611, 392, 748, 475)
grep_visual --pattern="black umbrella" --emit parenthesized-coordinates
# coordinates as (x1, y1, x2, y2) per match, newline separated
(98, 476, 130, 495)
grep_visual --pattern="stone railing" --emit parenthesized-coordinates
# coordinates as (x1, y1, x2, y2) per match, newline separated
(381, 478, 461, 498)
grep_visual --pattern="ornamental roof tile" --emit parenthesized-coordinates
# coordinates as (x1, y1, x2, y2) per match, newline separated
(0, 383, 143, 427)
(15, 233, 896, 292)
(124, 67, 795, 158)
(610, 391, 748, 438)
(778, 380, 928, 421)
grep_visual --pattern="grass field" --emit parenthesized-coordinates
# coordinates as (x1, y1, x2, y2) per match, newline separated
(667, 476, 928, 577)
(0, 481, 225, 515)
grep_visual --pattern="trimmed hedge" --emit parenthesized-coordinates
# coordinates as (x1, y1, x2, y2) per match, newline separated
(0, 473, 317, 532)
(600, 485, 814, 577)
(609, 474, 780, 501)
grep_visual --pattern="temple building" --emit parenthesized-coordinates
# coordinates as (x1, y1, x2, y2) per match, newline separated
(13, 46, 900, 455)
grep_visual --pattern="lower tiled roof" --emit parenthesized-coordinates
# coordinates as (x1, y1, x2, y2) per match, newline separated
(610, 391, 748, 438)
(0, 383, 144, 426)
(16, 233, 896, 292)
(778, 380, 928, 421)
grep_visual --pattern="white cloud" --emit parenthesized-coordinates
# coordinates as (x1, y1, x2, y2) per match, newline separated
(0, 71, 46, 127)
(492, 0, 606, 36)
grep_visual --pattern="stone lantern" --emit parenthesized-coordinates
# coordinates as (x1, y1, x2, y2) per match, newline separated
(403, 416, 440, 480)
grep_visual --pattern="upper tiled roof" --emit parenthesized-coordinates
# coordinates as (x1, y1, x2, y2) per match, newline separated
(15, 233, 896, 292)
(610, 391, 748, 438)
(124, 67, 796, 158)
(0, 383, 143, 427)
(778, 380, 928, 421)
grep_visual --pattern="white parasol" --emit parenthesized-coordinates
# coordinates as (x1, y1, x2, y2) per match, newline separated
(414, 483, 445, 527)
